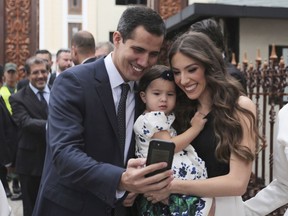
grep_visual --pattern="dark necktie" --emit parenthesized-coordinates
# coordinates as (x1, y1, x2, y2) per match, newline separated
(117, 83, 130, 155)
(38, 91, 48, 113)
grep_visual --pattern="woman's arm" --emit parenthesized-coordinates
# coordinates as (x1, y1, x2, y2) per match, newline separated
(147, 96, 256, 201)
(153, 111, 207, 153)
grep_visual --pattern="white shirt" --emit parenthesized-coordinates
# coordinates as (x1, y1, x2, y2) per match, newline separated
(0, 181, 12, 216)
(244, 104, 288, 216)
(104, 53, 135, 163)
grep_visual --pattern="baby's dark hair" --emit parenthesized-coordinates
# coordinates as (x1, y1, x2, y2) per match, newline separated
(138, 65, 174, 93)
(137, 65, 175, 113)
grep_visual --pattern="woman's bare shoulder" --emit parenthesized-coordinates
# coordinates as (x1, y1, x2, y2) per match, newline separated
(238, 95, 256, 113)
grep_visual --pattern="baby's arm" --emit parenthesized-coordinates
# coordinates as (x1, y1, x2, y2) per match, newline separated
(153, 112, 207, 153)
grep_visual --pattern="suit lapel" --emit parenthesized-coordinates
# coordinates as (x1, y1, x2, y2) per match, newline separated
(93, 59, 141, 165)
(24, 86, 48, 118)
(93, 59, 119, 141)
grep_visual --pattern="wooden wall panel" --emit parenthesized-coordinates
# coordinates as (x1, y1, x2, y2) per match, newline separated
(1, 0, 38, 67)
(159, 0, 187, 20)
(149, 0, 188, 66)
(0, 1, 5, 66)
(150, 0, 187, 20)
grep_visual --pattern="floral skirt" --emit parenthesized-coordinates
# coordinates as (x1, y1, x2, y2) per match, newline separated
(136, 194, 212, 216)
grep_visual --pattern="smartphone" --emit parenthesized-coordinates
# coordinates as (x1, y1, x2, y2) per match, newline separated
(145, 139, 175, 177)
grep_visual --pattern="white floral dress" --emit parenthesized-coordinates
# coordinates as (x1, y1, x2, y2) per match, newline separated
(134, 111, 213, 216)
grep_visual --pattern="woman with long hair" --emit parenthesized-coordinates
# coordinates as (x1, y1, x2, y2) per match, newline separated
(145, 32, 259, 216)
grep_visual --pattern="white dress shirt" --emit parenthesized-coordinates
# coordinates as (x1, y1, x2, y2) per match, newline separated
(104, 53, 135, 163)
(104, 53, 136, 199)
(244, 104, 288, 216)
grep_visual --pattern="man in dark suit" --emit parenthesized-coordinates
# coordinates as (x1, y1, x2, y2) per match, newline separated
(17, 49, 55, 90)
(0, 63, 21, 200)
(0, 94, 18, 198)
(71, 30, 97, 65)
(34, 49, 55, 86)
(9, 57, 50, 216)
(0, 95, 17, 165)
(0, 64, 14, 198)
(32, 6, 173, 216)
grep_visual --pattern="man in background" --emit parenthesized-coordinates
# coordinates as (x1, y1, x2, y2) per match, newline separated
(10, 57, 50, 216)
(18, 49, 55, 91)
(71, 30, 97, 65)
(0, 64, 18, 200)
(49, 48, 73, 82)
(95, 41, 114, 58)
(35, 49, 55, 86)
(0, 63, 21, 200)
(0, 63, 18, 114)
(55, 48, 73, 76)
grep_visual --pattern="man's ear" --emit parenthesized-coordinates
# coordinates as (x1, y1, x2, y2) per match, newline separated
(113, 31, 122, 46)
(140, 91, 146, 103)
(72, 45, 78, 57)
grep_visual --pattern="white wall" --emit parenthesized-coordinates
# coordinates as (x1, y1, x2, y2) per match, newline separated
(189, 0, 288, 7)
(39, 0, 66, 54)
(94, 1, 127, 43)
(39, 0, 127, 57)
(239, 18, 288, 64)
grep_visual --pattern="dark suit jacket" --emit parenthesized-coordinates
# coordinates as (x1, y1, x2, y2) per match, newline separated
(48, 73, 56, 86)
(0, 96, 18, 166)
(17, 78, 29, 91)
(9, 85, 48, 176)
(225, 61, 247, 93)
(33, 58, 140, 216)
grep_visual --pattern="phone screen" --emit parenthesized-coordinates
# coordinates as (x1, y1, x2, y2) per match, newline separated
(145, 140, 175, 177)
(149, 149, 170, 164)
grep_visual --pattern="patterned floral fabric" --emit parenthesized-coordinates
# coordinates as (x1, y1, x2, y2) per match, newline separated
(134, 111, 213, 215)
(136, 194, 211, 216)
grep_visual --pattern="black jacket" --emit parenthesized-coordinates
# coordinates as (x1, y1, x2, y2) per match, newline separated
(0, 96, 18, 166)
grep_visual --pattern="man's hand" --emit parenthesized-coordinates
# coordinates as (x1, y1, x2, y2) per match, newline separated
(123, 192, 138, 207)
(119, 158, 173, 194)
(144, 185, 171, 204)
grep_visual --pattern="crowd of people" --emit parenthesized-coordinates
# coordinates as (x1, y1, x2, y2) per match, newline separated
(0, 5, 287, 216)
(0, 28, 113, 216)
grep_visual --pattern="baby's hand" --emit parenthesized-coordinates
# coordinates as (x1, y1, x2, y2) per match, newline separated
(190, 111, 207, 132)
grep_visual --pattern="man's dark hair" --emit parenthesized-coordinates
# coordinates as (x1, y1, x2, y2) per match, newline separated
(25, 56, 49, 75)
(117, 6, 166, 43)
(190, 18, 247, 93)
(71, 31, 96, 54)
(190, 19, 226, 55)
(56, 48, 71, 59)
(35, 49, 52, 61)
